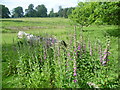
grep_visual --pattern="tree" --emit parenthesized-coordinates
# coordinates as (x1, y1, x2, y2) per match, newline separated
(63, 8, 68, 18)
(53, 13, 58, 17)
(12, 6, 24, 18)
(25, 4, 37, 17)
(0, 4, 10, 18)
(70, 2, 93, 26)
(58, 6, 75, 18)
(67, 7, 75, 18)
(58, 6, 63, 17)
(35, 4, 47, 17)
(70, 2, 120, 26)
(99, 2, 120, 25)
(48, 8, 59, 17)
(49, 8, 54, 17)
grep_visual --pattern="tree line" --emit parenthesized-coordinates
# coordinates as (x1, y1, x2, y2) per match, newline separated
(0, 4, 75, 18)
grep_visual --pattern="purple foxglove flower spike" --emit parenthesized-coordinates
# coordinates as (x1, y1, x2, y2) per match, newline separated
(78, 45, 81, 50)
(73, 80, 77, 83)
(67, 53, 70, 57)
(73, 73, 77, 76)
(101, 39, 110, 65)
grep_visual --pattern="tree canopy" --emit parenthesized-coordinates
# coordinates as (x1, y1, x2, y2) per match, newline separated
(25, 4, 37, 17)
(36, 4, 47, 17)
(12, 6, 24, 18)
(48, 8, 59, 17)
(58, 6, 75, 18)
(0, 4, 10, 18)
(49, 8, 54, 17)
(70, 2, 120, 26)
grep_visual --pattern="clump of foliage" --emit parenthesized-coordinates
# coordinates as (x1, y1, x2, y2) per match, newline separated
(69, 2, 120, 26)
(12, 6, 24, 18)
(0, 4, 10, 18)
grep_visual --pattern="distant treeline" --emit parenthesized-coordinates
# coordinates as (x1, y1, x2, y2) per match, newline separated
(0, 4, 75, 18)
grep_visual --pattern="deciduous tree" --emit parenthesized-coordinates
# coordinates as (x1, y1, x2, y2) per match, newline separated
(12, 6, 24, 18)
(70, 2, 120, 26)
(25, 4, 37, 17)
(49, 8, 54, 17)
(35, 4, 47, 17)
(0, 4, 10, 18)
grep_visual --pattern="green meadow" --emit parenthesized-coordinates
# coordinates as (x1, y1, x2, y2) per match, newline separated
(2, 18, 71, 44)
(1, 18, 119, 88)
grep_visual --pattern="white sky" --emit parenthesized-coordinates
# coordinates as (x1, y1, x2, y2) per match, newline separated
(1, 0, 83, 14)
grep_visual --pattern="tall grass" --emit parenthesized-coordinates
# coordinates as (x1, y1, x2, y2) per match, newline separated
(2, 25, 119, 88)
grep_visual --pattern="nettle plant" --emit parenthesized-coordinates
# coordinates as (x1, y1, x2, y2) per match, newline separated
(5, 26, 115, 88)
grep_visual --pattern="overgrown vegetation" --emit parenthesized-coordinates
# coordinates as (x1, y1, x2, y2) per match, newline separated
(2, 18, 119, 88)
(70, 2, 120, 25)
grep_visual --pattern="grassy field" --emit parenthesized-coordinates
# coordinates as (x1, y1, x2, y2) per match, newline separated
(2, 18, 72, 44)
(1, 18, 119, 88)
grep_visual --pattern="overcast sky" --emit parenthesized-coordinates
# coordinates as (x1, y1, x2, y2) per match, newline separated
(1, 0, 83, 13)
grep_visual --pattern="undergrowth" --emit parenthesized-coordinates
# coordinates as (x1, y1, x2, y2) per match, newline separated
(2, 25, 119, 88)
